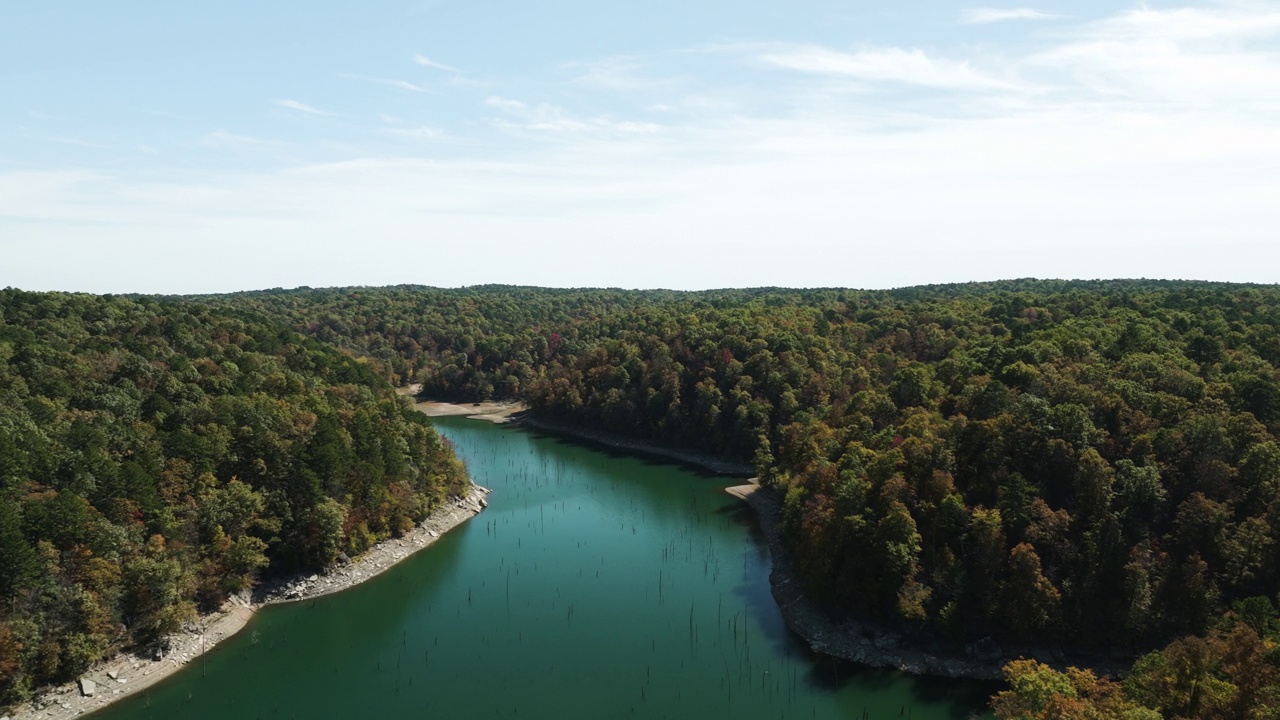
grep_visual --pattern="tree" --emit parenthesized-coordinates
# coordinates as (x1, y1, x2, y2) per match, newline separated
(992, 659, 1160, 720)
(1004, 543, 1060, 638)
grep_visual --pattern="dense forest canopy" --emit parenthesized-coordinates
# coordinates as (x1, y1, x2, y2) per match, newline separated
(7, 278, 1280, 718)
(0, 290, 469, 705)
(195, 280, 1280, 653)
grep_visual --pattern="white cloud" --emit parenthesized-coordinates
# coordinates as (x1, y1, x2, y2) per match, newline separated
(339, 73, 430, 93)
(485, 95, 661, 136)
(484, 96, 529, 113)
(567, 56, 671, 92)
(6, 2, 1280, 294)
(414, 54, 461, 73)
(381, 125, 445, 142)
(1029, 3, 1280, 104)
(961, 8, 1063, 24)
(200, 131, 277, 153)
(758, 45, 1021, 91)
(271, 99, 335, 116)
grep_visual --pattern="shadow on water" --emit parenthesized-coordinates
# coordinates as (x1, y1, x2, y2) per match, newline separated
(519, 419, 998, 719)
(514, 422, 749, 480)
(91, 414, 994, 720)
(710, 467, 999, 720)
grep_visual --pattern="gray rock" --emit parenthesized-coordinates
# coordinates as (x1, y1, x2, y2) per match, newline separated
(107, 670, 119, 680)
(79, 678, 97, 697)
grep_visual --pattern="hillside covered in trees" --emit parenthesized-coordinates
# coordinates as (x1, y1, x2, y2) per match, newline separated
(198, 281, 1280, 658)
(0, 290, 470, 705)
(7, 279, 1280, 717)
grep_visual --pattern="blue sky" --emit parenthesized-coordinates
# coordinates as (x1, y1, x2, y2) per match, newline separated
(3, 1, 1278, 293)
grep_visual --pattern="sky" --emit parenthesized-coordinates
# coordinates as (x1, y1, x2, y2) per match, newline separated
(2, 0, 1278, 294)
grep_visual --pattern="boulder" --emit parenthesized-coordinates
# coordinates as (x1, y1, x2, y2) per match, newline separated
(107, 670, 119, 681)
(79, 678, 97, 697)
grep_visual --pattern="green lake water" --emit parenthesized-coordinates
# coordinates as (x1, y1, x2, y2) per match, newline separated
(91, 416, 992, 720)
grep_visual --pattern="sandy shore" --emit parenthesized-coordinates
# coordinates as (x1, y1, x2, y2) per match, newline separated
(7, 485, 490, 720)
(396, 384, 526, 424)
(724, 483, 760, 501)
(414, 400, 526, 423)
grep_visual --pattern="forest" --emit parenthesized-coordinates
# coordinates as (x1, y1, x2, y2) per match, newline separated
(0, 290, 469, 705)
(196, 280, 1280, 718)
(5, 279, 1280, 717)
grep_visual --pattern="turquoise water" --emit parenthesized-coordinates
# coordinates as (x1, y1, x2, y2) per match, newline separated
(91, 417, 991, 719)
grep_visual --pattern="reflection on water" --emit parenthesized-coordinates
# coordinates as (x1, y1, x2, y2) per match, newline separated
(91, 416, 993, 720)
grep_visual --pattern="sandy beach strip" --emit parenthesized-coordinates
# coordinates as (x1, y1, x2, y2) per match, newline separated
(413, 400, 527, 423)
(396, 384, 527, 424)
(7, 485, 490, 720)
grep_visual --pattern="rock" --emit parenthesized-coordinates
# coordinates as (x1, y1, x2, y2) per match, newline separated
(79, 678, 97, 697)
(308, 574, 318, 582)
(107, 670, 118, 681)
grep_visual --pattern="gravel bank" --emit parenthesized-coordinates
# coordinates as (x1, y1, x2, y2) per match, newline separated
(6, 486, 490, 720)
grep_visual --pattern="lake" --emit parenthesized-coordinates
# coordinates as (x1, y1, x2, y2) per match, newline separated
(90, 416, 992, 719)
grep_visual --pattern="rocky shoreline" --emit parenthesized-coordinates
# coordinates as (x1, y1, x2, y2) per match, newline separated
(734, 483, 1135, 681)
(4, 485, 490, 720)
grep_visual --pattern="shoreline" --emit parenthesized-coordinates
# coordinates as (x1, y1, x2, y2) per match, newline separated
(414, 393, 1128, 681)
(732, 484, 1135, 681)
(8, 485, 490, 720)
(396, 384, 526, 424)
(402, 389, 754, 477)
(511, 414, 755, 478)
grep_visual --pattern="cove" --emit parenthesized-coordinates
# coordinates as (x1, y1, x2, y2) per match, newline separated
(89, 416, 992, 719)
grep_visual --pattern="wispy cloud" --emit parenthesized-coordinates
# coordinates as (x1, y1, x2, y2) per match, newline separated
(566, 56, 671, 92)
(339, 74, 430, 93)
(1029, 3, 1280, 104)
(758, 45, 1020, 91)
(201, 131, 277, 152)
(485, 95, 661, 136)
(961, 8, 1063, 24)
(272, 99, 335, 116)
(48, 137, 109, 149)
(380, 125, 446, 142)
(7, 2, 1280, 295)
(28, 110, 71, 123)
(414, 54, 461, 73)
(484, 96, 528, 114)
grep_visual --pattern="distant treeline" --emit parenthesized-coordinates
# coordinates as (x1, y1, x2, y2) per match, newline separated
(0, 290, 468, 704)
(199, 281, 1280, 653)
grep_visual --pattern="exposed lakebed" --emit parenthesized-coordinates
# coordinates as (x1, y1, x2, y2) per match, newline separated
(89, 416, 991, 719)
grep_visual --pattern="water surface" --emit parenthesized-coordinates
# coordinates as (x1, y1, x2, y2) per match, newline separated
(92, 417, 991, 719)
